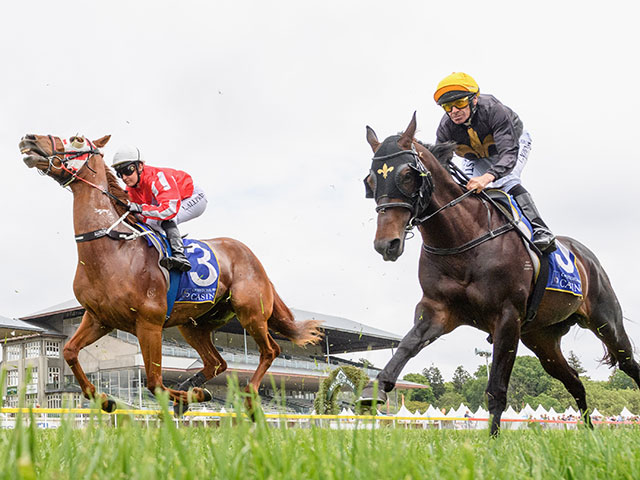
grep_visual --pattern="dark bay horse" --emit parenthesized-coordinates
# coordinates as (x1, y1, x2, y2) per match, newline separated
(19, 133, 322, 413)
(360, 113, 640, 435)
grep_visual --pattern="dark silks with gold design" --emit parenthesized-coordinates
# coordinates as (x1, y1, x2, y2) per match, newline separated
(436, 94, 522, 181)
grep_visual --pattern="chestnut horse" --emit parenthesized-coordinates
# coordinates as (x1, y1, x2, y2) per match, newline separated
(359, 114, 640, 435)
(19, 133, 322, 414)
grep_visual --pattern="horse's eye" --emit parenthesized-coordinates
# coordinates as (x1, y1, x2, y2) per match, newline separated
(397, 170, 418, 196)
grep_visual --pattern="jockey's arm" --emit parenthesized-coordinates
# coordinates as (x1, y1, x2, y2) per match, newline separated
(466, 172, 496, 193)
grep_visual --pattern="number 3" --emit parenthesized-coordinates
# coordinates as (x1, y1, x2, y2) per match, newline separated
(188, 244, 218, 287)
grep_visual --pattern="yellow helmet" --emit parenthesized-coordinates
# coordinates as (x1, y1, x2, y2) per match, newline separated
(433, 72, 479, 104)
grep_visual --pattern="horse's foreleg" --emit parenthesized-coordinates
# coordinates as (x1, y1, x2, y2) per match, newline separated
(63, 312, 115, 411)
(377, 301, 448, 392)
(135, 321, 179, 403)
(486, 307, 520, 437)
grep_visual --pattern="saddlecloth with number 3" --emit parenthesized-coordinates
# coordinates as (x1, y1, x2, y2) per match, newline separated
(173, 239, 220, 305)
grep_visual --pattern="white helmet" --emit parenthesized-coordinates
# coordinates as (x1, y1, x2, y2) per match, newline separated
(112, 145, 143, 168)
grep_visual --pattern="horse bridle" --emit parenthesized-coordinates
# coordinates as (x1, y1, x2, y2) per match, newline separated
(367, 146, 459, 229)
(366, 144, 518, 254)
(38, 135, 130, 211)
(38, 135, 102, 187)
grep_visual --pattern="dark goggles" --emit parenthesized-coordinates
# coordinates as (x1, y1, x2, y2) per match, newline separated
(441, 95, 474, 112)
(115, 163, 138, 178)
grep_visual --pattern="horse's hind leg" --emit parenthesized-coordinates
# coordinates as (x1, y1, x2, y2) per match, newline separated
(135, 320, 204, 406)
(521, 326, 592, 428)
(63, 311, 115, 412)
(586, 301, 640, 389)
(174, 321, 226, 410)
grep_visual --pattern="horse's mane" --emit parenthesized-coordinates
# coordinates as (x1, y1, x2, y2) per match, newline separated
(416, 140, 457, 166)
(104, 164, 133, 219)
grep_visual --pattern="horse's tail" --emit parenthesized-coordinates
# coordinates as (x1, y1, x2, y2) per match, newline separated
(268, 284, 324, 346)
(602, 348, 618, 368)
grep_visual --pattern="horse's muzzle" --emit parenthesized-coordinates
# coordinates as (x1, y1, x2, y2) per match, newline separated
(374, 237, 405, 261)
(23, 154, 46, 168)
(19, 137, 47, 168)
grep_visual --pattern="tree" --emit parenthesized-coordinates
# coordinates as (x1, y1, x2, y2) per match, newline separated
(437, 391, 466, 413)
(462, 377, 487, 411)
(401, 373, 434, 404)
(608, 368, 636, 390)
(507, 356, 554, 408)
(422, 365, 445, 400)
(452, 365, 471, 393)
(567, 351, 587, 375)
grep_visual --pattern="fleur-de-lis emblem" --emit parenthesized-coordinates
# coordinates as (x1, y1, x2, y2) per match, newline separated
(377, 163, 394, 179)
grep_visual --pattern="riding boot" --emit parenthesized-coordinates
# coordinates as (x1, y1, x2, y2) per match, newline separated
(159, 220, 192, 272)
(514, 192, 557, 253)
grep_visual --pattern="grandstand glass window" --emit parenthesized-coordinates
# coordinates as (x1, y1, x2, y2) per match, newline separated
(30, 367, 38, 383)
(6, 345, 21, 361)
(7, 369, 18, 387)
(48, 367, 61, 388)
(25, 394, 38, 407)
(47, 394, 62, 409)
(45, 341, 60, 357)
(5, 396, 18, 408)
(25, 341, 41, 358)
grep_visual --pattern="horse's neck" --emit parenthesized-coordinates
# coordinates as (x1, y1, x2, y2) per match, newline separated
(417, 157, 487, 249)
(69, 162, 122, 244)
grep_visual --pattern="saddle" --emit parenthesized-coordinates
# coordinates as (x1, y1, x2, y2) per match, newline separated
(136, 223, 220, 318)
(484, 189, 582, 332)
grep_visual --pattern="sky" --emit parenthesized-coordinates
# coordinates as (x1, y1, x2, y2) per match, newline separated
(1, 0, 639, 382)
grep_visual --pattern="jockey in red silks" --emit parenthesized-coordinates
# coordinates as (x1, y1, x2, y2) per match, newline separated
(111, 145, 207, 272)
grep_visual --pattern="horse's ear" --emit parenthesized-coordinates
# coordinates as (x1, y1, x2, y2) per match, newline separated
(366, 126, 380, 152)
(93, 135, 111, 148)
(398, 112, 417, 149)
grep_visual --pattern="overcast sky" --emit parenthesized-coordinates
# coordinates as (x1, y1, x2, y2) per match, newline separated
(1, 1, 638, 382)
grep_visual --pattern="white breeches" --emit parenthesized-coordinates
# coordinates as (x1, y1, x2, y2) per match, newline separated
(147, 184, 207, 231)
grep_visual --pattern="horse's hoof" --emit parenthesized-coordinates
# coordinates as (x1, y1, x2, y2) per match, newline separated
(357, 385, 387, 408)
(102, 398, 117, 413)
(174, 401, 189, 417)
(202, 388, 212, 402)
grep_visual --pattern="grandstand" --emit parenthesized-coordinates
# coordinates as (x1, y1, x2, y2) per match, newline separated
(1, 300, 423, 412)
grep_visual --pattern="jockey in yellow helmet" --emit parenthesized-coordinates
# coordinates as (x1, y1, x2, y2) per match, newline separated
(434, 72, 556, 253)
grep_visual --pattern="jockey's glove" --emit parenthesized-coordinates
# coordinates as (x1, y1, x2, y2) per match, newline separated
(128, 202, 143, 214)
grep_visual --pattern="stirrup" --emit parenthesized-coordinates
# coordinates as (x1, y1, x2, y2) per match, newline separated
(532, 230, 556, 253)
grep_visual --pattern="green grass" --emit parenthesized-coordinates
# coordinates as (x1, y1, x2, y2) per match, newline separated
(2, 406, 640, 479)
(1, 382, 639, 479)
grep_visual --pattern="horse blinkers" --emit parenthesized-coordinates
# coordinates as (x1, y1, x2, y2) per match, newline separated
(365, 150, 434, 215)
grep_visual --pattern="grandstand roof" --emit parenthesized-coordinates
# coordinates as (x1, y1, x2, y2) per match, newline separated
(0, 315, 46, 338)
(16, 299, 402, 353)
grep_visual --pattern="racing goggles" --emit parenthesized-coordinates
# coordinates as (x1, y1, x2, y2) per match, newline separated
(441, 95, 474, 112)
(115, 163, 138, 178)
